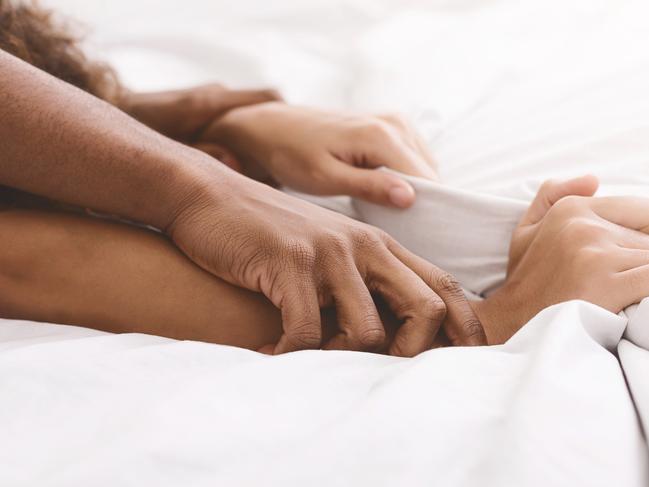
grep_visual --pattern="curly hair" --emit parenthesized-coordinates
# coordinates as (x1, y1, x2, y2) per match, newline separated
(0, 0, 121, 103)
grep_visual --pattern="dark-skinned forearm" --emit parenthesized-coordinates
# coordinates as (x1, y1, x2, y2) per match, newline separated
(0, 50, 225, 230)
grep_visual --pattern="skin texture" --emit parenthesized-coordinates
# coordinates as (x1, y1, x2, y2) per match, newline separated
(120, 85, 283, 145)
(0, 208, 284, 350)
(3, 176, 649, 350)
(0, 49, 486, 356)
(474, 175, 649, 344)
(1, 2, 646, 352)
(200, 102, 439, 207)
(0, 207, 431, 352)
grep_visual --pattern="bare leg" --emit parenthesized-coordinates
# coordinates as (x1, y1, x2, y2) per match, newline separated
(0, 208, 284, 350)
(0, 207, 445, 351)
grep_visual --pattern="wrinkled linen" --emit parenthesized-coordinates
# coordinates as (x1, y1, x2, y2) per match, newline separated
(1, 306, 647, 487)
(354, 172, 649, 348)
(3, 0, 649, 484)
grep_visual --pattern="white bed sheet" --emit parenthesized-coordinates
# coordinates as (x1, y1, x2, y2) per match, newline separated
(3, 0, 649, 484)
(1, 305, 647, 486)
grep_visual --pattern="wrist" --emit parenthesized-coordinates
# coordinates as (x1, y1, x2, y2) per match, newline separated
(468, 291, 518, 345)
(204, 100, 285, 145)
(145, 145, 241, 233)
(199, 102, 281, 181)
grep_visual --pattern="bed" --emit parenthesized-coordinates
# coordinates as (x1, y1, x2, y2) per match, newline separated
(2, 0, 649, 485)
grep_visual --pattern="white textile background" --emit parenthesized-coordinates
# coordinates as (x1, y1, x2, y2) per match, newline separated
(3, 0, 649, 485)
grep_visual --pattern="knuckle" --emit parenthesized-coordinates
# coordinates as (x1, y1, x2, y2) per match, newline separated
(320, 232, 350, 258)
(285, 242, 316, 272)
(537, 179, 560, 201)
(573, 245, 606, 266)
(351, 227, 384, 252)
(359, 326, 386, 349)
(548, 195, 586, 220)
(414, 293, 447, 322)
(538, 179, 556, 193)
(433, 271, 463, 297)
(288, 322, 321, 349)
(428, 295, 448, 321)
(359, 120, 393, 142)
(559, 217, 605, 247)
(374, 228, 393, 244)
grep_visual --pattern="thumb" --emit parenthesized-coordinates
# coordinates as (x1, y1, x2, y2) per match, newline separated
(522, 174, 599, 225)
(327, 158, 416, 208)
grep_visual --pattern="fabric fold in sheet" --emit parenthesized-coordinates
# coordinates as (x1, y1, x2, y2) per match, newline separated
(352, 170, 649, 449)
(619, 339, 649, 441)
(0, 303, 647, 487)
(353, 170, 649, 348)
(624, 300, 649, 351)
(353, 170, 528, 297)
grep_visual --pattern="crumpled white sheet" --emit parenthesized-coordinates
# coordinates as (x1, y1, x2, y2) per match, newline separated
(354, 171, 649, 347)
(0, 303, 647, 487)
(3, 0, 648, 484)
(353, 172, 649, 461)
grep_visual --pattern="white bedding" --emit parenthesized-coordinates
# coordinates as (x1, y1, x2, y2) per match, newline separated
(4, 0, 649, 484)
(1, 305, 647, 486)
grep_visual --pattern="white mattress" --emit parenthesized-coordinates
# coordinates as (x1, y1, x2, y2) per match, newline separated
(3, 0, 649, 484)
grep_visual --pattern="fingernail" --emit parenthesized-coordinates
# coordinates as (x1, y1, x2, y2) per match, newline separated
(388, 184, 415, 208)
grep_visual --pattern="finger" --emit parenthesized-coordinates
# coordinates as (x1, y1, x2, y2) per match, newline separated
(589, 196, 649, 233)
(320, 155, 416, 208)
(365, 251, 447, 357)
(614, 264, 649, 306)
(257, 344, 275, 355)
(522, 175, 599, 225)
(217, 88, 283, 112)
(322, 270, 385, 352)
(612, 222, 649, 250)
(360, 125, 438, 180)
(273, 282, 322, 354)
(615, 248, 649, 272)
(377, 114, 439, 179)
(386, 238, 487, 346)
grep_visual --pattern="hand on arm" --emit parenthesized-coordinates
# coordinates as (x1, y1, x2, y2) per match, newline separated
(167, 175, 484, 355)
(0, 50, 485, 355)
(119, 83, 282, 142)
(198, 102, 439, 207)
